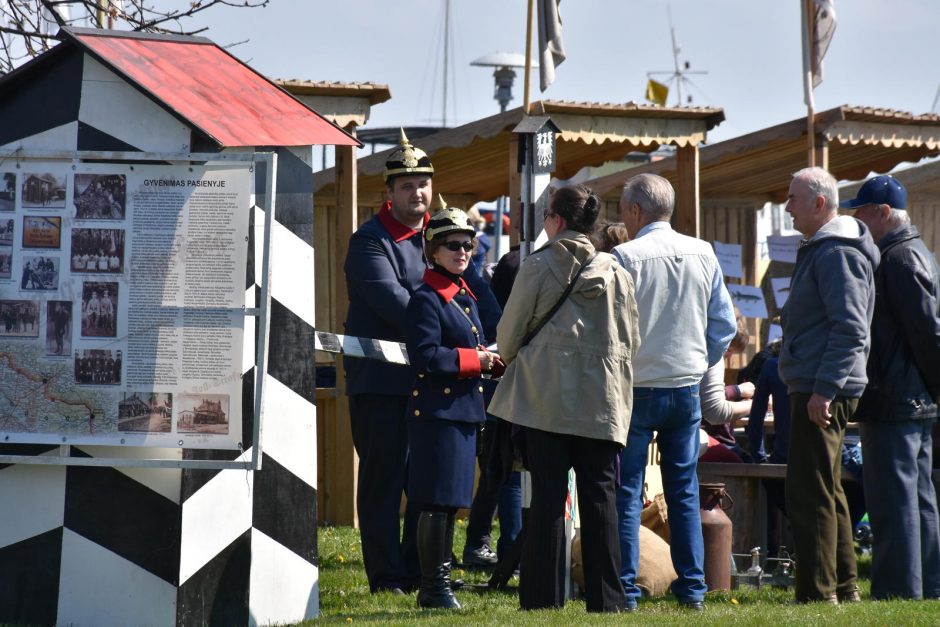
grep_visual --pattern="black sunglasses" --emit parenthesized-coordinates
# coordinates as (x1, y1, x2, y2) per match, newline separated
(442, 241, 473, 252)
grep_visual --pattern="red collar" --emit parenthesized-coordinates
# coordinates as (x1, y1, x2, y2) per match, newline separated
(377, 200, 429, 243)
(423, 268, 477, 303)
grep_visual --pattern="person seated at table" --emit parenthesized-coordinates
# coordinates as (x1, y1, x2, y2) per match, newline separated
(699, 310, 753, 462)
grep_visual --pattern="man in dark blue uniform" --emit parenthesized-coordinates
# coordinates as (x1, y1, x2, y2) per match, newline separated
(343, 131, 498, 593)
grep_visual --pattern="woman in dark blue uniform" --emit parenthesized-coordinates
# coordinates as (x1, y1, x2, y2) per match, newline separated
(406, 198, 501, 609)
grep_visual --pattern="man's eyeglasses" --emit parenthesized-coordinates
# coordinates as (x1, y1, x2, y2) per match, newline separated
(543, 210, 556, 220)
(442, 241, 473, 252)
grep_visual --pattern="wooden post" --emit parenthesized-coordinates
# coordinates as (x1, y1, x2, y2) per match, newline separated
(675, 143, 700, 238)
(523, 0, 535, 115)
(327, 124, 359, 527)
(803, 0, 816, 167)
(814, 133, 829, 170)
(508, 134, 522, 247)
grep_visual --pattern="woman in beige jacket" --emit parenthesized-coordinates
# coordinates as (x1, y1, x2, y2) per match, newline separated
(488, 184, 640, 613)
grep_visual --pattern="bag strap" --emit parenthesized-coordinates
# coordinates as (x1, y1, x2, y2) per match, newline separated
(519, 253, 596, 348)
(448, 298, 481, 345)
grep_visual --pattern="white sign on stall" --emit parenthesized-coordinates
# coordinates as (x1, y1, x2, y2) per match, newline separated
(726, 284, 769, 319)
(767, 234, 802, 263)
(713, 241, 743, 278)
(771, 277, 792, 309)
(768, 323, 783, 343)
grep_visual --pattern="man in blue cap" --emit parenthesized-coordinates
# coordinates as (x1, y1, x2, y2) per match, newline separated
(845, 174, 940, 601)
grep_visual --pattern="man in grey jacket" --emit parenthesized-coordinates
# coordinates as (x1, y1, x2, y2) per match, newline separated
(779, 166, 880, 604)
(847, 175, 940, 600)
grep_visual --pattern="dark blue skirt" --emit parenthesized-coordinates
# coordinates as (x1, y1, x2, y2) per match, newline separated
(407, 418, 477, 509)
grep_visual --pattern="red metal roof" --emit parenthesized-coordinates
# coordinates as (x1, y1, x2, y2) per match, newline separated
(69, 29, 359, 148)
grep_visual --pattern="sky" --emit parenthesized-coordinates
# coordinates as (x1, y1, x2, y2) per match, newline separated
(187, 0, 940, 145)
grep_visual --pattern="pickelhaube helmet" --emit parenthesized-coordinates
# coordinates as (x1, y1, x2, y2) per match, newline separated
(425, 195, 475, 241)
(384, 128, 435, 183)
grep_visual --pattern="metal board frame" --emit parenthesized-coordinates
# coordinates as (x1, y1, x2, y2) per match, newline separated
(0, 149, 276, 470)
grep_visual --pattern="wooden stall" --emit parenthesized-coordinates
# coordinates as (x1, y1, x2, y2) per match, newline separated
(587, 105, 940, 364)
(312, 100, 726, 524)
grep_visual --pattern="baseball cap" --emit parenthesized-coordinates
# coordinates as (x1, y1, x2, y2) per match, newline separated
(841, 175, 907, 209)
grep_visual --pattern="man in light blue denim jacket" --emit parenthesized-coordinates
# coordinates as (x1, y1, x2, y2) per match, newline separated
(612, 173, 736, 611)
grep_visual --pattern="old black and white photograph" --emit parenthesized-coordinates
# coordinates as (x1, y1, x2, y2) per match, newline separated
(80, 281, 118, 338)
(20, 256, 59, 291)
(70, 228, 125, 274)
(0, 172, 14, 212)
(118, 392, 172, 433)
(0, 218, 12, 246)
(177, 393, 230, 435)
(73, 173, 126, 220)
(74, 349, 122, 385)
(0, 299, 39, 337)
(21, 172, 66, 208)
(22, 216, 61, 249)
(0, 248, 11, 279)
(45, 300, 72, 356)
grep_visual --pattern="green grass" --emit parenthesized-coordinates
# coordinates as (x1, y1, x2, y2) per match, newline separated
(306, 523, 940, 625)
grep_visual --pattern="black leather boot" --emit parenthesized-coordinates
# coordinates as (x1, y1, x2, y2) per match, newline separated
(416, 511, 460, 609)
(445, 512, 464, 590)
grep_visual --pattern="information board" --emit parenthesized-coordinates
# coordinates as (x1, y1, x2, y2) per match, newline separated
(0, 161, 252, 450)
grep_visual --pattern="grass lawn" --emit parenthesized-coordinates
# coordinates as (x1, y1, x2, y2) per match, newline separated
(307, 523, 940, 625)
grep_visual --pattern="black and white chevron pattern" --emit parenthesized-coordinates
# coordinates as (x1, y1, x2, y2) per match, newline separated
(0, 51, 324, 625)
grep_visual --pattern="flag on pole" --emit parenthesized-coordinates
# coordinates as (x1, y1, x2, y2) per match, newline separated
(802, 0, 836, 106)
(646, 79, 669, 106)
(537, 0, 565, 91)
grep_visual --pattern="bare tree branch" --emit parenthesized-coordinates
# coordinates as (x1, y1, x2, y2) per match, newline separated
(0, 0, 268, 74)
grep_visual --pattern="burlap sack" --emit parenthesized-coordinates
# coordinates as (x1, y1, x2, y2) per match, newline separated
(641, 492, 671, 543)
(570, 526, 677, 598)
(636, 525, 678, 597)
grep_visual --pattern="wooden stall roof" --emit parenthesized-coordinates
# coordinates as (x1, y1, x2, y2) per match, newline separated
(588, 106, 940, 204)
(274, 79, 392, 105)
(275, 80, 391, 129)
(313, 99, 724, 204)
(46, 27, 360, 148)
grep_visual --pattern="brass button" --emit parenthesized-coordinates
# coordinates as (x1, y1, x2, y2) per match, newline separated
(444, 387, 451, 394)
(414, 410, 420, 417)
(459, 288, 466, 295)
(471, 326, 478, 333)
(464, 307, 471, 314)
(478, 386, 484, 393)
(412, 390, 419, 397)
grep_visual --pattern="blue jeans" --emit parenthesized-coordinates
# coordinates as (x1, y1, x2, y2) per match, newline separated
(617, 385, 706, 604)
(860, 418, 940, 599)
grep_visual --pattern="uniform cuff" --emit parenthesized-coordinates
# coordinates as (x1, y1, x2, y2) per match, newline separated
(457, 348, 481, 378)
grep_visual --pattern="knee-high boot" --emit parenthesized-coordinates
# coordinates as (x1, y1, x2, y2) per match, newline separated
(416, 511, 460, 609)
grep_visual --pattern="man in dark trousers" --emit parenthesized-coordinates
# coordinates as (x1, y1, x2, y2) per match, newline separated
(343, 131, 498, 594)
(779, 166, 879, 604)
(847, 175, 940, 601)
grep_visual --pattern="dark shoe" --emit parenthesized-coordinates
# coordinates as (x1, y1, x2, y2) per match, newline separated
(416, 512, 460, 610)
(838, 588, 861, 603)
(678, 600, 704, 611)
(462, 544, 499, 567)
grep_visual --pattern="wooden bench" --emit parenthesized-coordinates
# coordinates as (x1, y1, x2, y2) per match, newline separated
(697, 462, 940, 555)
